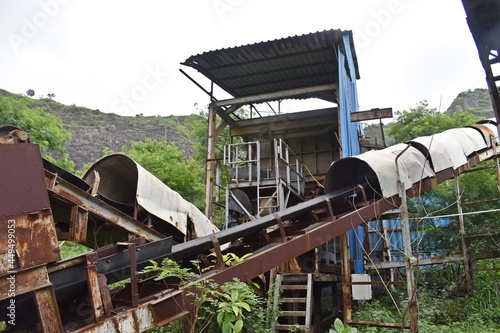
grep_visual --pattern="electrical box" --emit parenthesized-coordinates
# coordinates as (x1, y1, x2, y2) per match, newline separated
(352, 274, 372, 300)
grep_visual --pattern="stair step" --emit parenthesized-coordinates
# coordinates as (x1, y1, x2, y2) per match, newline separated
(282, 285, 307, 290)
(273, 273, 312, 333)
(260, 201, 278, 206)
(275, 324, 308, 330)
(282, 275, 308, 283)
(280, 297, 307, 303)
(280, 310, 307, 317)
(259, 185, 277, 189)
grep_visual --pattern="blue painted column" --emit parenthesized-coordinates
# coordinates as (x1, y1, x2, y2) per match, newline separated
(338, 32, 364, 275)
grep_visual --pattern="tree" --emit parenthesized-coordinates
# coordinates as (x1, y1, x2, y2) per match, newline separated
(121, 139, 205, 209)
(0, 94, 74, 171)
(26, 89, 35, 97)
(386, 101, 499, 260)
(386, 100, 479, 143)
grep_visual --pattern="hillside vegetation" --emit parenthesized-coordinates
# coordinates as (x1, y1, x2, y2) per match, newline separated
(0, 88, 199, 170)
(1, 87, 499, 332)
(447, 88, 494, 117)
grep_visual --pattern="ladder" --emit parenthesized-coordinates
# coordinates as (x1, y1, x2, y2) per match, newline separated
(273, 273, 313, 332)
(257, 184, 279, 217)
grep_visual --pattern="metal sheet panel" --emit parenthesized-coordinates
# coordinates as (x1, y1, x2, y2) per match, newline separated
(356, 144, 434, 198)
(441, 128, 487, 156)
(0, 144, 60, 274)
(482, 123, 499, 146)
(351, 274, 372, 300)
(182, 29, 359, 103)
(409, 134, 467, 172)
(469, 123, 499, 147)
(134, 162, 220, 238)
(84, 155, 219, 239)
(0, 144, 50, 217)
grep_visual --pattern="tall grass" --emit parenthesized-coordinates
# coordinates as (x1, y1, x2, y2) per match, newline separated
(352, 259, 500, 332)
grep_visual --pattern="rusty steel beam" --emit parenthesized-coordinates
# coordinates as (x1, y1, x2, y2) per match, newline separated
(45, 170, 164, 242)
(70, 205, 88, 242)
(365, 254, 467, 270)
(86, 252, 106, 323)
(0, 266, 52, 301)
(463, 0, 500, 122)
(173, 185, 362, 261)
(0, 265, 64, 331)
(340, 232, 352, 325)
(349, 320, 410, 329)
(57, 147, 500, 331)
(34, 286, 64, 332)
(70, 197, 394, 333)
(146, 197, 399, 325)
(72, 304, 156, 333)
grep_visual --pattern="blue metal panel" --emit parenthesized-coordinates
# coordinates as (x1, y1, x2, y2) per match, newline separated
(338, 32, 364, 274)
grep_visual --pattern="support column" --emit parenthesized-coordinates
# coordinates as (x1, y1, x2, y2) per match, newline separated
(495, 158, 500, 192)
(454, 174, 472, 293)
(340, 232, 352, 325)
(205, 105, 218, 220)
(34, 286, 64, 332)
(396, 146, 418, 333)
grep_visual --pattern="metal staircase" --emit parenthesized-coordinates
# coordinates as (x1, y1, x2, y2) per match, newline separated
(224, 139, 306, 221)
(273, 273, 313, 332)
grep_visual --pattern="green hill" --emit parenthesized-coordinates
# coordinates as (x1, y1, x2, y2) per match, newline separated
(0, 88, 199, 170)
(1, 87, 495, 170)
(447, 88, 494, 118)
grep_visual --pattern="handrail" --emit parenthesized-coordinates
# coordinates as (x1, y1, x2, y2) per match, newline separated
(275, 138, 305, 195)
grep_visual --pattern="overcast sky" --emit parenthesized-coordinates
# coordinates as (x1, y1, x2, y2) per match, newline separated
(0, 0, 487, 120)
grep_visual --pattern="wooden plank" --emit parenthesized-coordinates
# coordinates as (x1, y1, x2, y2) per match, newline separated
(275, 324, 307, 330)
(350, 108, 393, 122)
(280, 311, 307, 316)
(280, 297, 307, 303)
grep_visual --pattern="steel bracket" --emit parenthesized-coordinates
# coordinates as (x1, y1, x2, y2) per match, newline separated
(117, 242, 139, 307)
(210, 236, 224, 270)
(323, 197, 335, 220)
(85, 252, 106, 322)
(273, 213, 287, 242)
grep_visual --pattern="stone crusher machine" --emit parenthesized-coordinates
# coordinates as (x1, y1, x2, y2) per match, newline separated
(1, 117, 499, 332)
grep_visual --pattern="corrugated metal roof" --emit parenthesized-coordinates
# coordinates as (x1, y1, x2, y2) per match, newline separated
(182, 29, 359, 103)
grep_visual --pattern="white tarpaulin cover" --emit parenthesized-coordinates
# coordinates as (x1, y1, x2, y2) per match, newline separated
(355, 144, 434, 198)
(84, 154, 219, 239)
(409, 134, 467, 172)
(327, 144, 434, 198)
(441, 128, 487, 156)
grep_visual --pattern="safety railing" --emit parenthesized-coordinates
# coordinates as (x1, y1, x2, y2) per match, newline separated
(274, 138, 305, 196)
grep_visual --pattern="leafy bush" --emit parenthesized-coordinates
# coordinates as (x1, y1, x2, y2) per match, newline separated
(352, 259, 500, 332)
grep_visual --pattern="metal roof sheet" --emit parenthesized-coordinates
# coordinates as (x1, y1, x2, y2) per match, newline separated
(325, 143, 435, 199)
(83, 154, 220, 239)
(182, 29, 359, 103)
(441, 128, 487, 156)
(409, 134, 468, 172)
